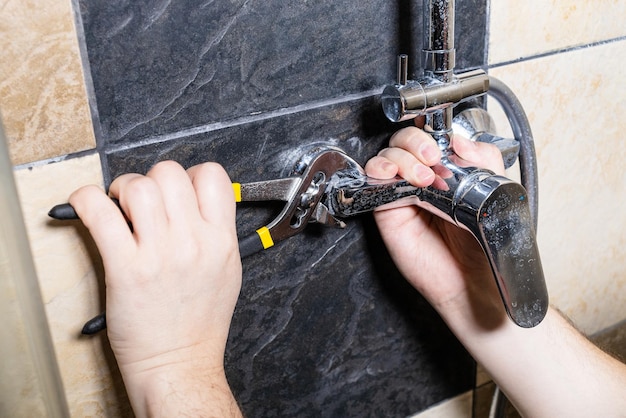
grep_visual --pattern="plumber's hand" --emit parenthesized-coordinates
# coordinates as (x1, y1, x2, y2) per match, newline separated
(365, 126, 506, 324)
(69, 161, 242, 416)
(367, 129, 626, 418)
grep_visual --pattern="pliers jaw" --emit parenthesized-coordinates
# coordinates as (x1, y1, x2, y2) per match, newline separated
(236, 147, 360, 257)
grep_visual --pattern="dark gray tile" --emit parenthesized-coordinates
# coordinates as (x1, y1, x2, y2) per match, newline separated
(228, 219, 473, 417)
(80, 0, 486, 146)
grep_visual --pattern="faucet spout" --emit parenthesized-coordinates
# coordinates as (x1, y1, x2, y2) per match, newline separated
(404, 153, 549, 327)
(448, 168, 549, 327)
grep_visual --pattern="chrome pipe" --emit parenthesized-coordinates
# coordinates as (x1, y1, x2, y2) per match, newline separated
(423, 0, 455, 138)
(423, 0, 455, 81)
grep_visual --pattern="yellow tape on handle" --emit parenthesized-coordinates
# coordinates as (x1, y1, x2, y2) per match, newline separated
(232, 183, 242, 202)
(256, 226, 274, 249)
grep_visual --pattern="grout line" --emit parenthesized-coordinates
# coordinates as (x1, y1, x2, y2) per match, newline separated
(103, 88, 382, 154)
(98, 151, 112, 188)
(70, 0, 110, 184)
(17, 28, 626, 171)
(487, 35, 626, 70)
(13, 87, 380, 171)
(13, 148, 99, 171)
(70, 0, 105, 148)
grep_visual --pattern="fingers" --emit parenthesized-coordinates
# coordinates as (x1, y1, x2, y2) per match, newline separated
(97, 161, 236, 244)
(146, 161, 201, 219)
(365, 125, 507, 189)
(108, 171, 169, 245)
(389, 126, 441, 166)
(186, 162, 237, 232)
(451, 136, 505, 175)
(107, 160, 213, 246)
(365, 126, 441, 187)
(377, 147, 436, 186)
(364, 156, 399, 180)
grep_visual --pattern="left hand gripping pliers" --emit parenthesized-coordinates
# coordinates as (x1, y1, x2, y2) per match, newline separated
(48, 147, 419, 334)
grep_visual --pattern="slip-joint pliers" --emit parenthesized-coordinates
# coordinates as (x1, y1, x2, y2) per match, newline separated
(49, 146, 421, 334)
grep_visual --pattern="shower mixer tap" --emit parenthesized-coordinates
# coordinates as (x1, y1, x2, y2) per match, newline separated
(379, 0, 549, 327)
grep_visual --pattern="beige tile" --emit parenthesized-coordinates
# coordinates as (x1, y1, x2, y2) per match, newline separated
(15, 154, 132, 417)
(0, 0, 96, 165)
(409, 391, 472, 418)
(489, 1, 626, 64)
(488, 40, 626, 334)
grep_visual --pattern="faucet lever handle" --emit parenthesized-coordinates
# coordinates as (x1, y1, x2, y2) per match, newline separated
(455, 174, 549, 327)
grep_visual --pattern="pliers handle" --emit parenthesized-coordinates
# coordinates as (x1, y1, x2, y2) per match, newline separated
(234, 178, 301, 257)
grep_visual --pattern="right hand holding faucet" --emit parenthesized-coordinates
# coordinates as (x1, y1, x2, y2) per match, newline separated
(364, 123, 626, 417)
(365, 124, 507, 328)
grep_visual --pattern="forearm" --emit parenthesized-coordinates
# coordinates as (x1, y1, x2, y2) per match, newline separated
(131, 367, 242, 418)
(442, 305, 626, 417)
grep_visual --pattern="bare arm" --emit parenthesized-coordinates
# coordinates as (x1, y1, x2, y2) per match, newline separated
(365, 125, 626, 417)
(70, 161, 243, 418)
(445, 294, 626, 416)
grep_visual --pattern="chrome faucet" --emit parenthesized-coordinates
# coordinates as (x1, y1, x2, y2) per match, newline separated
(379, 0, 549, 327)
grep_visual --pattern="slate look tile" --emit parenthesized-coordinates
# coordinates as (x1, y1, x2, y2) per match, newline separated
(81, 0, 486, 146)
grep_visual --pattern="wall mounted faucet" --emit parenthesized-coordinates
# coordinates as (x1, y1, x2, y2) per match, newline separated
(380, 0, 549, 328)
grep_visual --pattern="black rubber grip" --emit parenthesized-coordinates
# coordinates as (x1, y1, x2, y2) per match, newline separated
(48, 200, 122, 220)
(238, 233, 265, 258)
(48, 203, 79, 220)
(81, 313, 106, 335)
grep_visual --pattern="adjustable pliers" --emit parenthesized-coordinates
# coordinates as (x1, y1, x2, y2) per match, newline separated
(49, 146, 420, 334)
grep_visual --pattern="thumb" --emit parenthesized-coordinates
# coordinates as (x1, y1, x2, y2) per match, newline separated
(69, 185, 137, 262)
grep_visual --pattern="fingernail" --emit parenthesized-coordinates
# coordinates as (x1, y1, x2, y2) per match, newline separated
(413, 165, 435, 184)
(420, 142, 440, 164)
(381, 161, 396, 173)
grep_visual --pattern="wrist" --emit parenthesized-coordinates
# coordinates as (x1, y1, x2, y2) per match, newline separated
(118, 344, 240, 417)
(127, 364, 240, 418)
(431, 271, 508, 334)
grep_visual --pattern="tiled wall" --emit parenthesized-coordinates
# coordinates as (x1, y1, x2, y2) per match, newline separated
(2, 1, 625, 417)
(488, 1, 626, 335)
